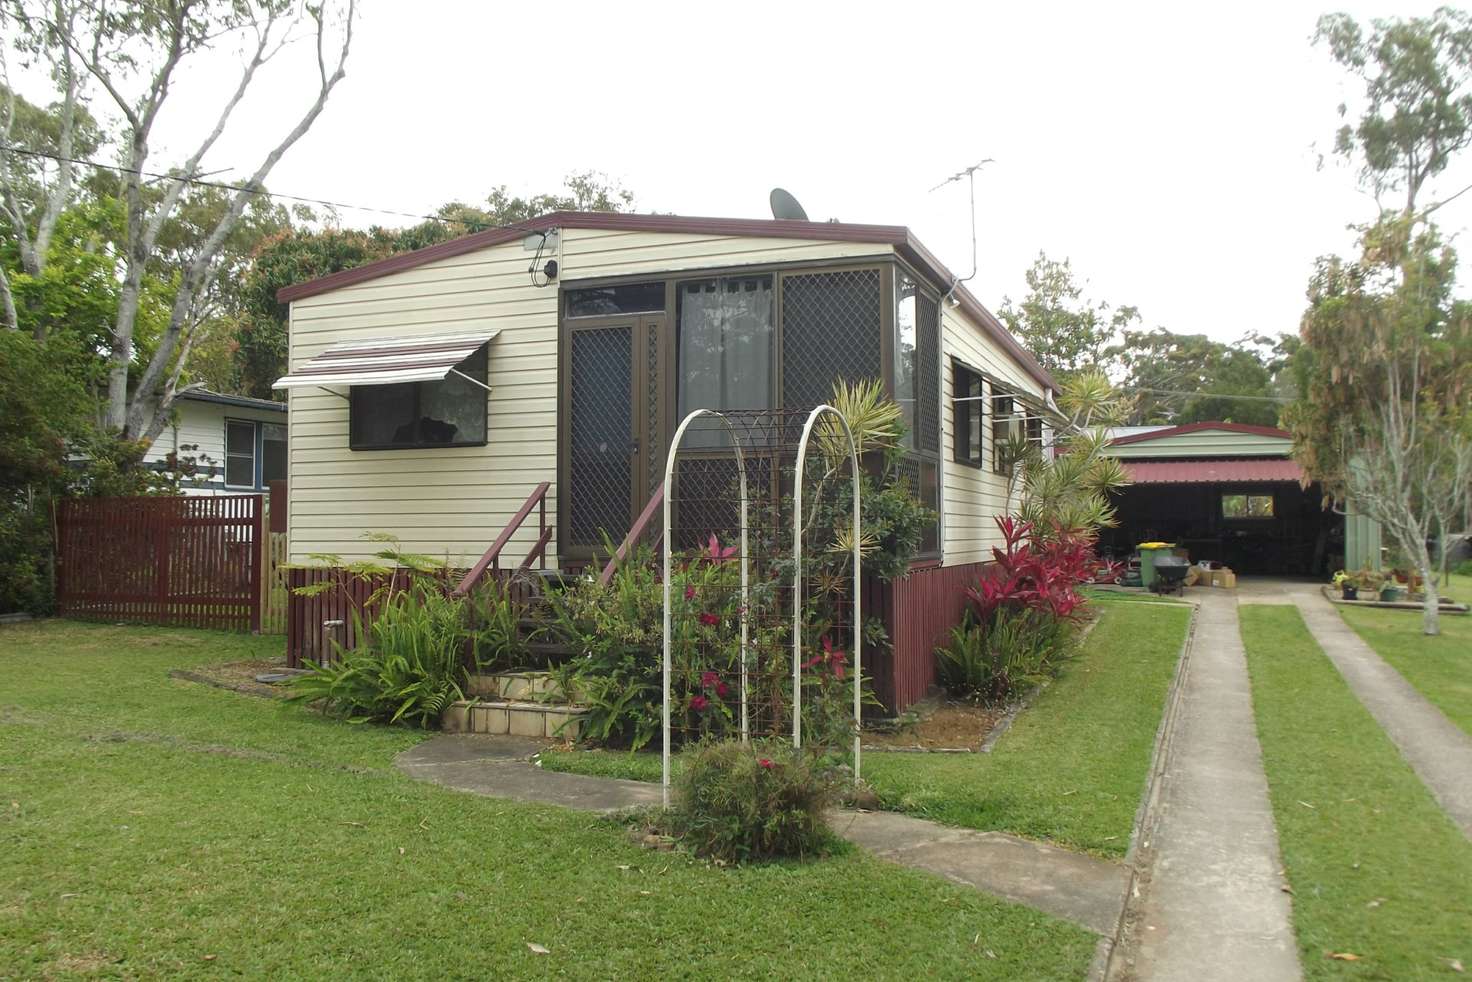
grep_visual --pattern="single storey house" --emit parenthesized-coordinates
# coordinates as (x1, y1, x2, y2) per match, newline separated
(1096, 421, 1380, 575)
(144, 389, 286, 495)
(272, 211, 1058, 711)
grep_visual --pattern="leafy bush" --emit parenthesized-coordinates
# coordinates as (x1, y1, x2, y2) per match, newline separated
(935, 607, 1071, 702)
(290, 584, 467, 728)
(966, 516, 1097, 624)
(462, 575, 531, 671)
(0, 498, 54, 615)
(670, 739, 837, 863)
(1456, 558, 1472, 578)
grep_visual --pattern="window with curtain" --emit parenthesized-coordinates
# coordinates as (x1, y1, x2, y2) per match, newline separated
(676, 275, 773, 447)
(894, 273, 917, 448)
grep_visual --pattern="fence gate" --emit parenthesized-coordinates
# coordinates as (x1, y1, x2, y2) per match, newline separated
(56, 495, 263, 632)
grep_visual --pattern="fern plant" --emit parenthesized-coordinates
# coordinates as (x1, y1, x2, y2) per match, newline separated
(290, 583, 468, 728)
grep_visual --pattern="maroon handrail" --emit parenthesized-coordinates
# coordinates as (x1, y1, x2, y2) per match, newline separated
(452, 482, 551, 597)
(599, 482, 664, 586)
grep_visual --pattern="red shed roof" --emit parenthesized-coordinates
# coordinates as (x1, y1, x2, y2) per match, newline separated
(1124, 458, 1304, 484)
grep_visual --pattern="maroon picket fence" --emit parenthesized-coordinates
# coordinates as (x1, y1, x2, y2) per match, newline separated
(56, 495, 263, 632)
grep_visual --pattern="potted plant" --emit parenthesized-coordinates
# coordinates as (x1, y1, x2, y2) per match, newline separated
(1332, 570, 1357, 600)
(1380, 574, 1407, 603)
(1356, 568, 1383, 598)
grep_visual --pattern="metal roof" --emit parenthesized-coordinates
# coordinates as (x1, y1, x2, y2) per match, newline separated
(272, 330, 499, 390)
(176, 389, 286, 413)
(1123, 458, 1304, 484)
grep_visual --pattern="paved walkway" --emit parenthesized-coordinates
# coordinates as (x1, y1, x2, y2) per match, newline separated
(1287, 586, 1472, 839)
(396, 735, 1130, 937)
(1121, 591, 1301, 982)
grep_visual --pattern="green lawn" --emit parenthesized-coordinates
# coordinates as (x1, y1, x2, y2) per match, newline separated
(1, 620, 1095, 979)
(545, 599, 1192, 858)
(1337, 572, 1472, 738)
(1239, 605, 1472, 980)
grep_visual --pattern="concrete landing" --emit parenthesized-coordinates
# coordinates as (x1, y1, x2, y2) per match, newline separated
(1122, 591, 1301, 982)
(1291, 589, 1472, 839)
(397, 734, 1130, 937)
(835, 809, 1129, 935)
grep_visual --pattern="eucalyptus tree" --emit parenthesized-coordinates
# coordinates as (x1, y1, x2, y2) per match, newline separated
(0, 0, 357, 442)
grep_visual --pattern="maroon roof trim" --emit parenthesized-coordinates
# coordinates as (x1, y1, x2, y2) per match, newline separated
(1108, 421, 1291, 447)
(276, 210, 1056, 391)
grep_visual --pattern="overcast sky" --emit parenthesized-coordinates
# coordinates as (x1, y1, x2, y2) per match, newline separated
(16, 0, 1472, 344)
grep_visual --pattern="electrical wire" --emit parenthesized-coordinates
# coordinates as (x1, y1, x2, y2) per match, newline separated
(1, 143, 493, 231)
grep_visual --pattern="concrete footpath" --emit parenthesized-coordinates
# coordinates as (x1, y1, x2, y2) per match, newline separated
(1290, 589, 1472, 839)
(397, 735, 1130, 938)
(1119, 591, 1301, 982)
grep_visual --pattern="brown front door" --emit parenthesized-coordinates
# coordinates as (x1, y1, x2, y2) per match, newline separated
(562, 314, 665, 559)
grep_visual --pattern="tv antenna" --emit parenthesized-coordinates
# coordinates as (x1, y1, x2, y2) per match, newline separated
(929, 158, 992, 302)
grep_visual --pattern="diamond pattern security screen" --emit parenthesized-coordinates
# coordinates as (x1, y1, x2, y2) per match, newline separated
(781, 268, 882, 409)
(567, 326, 633, 549)
(916, 293, 940, 453)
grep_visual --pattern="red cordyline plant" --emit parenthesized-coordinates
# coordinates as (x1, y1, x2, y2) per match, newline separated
(965, 516, 1101, 624)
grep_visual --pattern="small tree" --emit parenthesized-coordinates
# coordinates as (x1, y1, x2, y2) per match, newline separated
(997, 252, 1136, 379)
(1287, 218, 1472, 635)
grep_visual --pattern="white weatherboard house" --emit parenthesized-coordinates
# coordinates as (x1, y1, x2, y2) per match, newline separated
(272, 212, 1056, 711)
(144, 389, 286, 495)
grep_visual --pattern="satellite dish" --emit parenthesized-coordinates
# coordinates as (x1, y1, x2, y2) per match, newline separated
(769, 188, 809, 221)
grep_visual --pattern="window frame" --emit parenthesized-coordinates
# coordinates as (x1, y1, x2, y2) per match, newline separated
(223, 418, 258, 490)
(1220, 490, 1276, 521)
(347, 345, 490, 452)
(952, 359, 986, 469)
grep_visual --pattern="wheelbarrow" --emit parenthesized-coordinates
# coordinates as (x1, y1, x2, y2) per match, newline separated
(1151, 555, 1190, 596)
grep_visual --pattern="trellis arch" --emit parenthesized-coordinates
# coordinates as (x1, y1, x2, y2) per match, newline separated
(792, 404, 863, 782)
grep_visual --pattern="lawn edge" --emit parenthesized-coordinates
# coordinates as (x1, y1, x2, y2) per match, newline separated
(1097, 599, 1200, 982)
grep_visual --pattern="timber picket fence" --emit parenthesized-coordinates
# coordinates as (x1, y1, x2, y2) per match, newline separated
(56, 495, 263, 632)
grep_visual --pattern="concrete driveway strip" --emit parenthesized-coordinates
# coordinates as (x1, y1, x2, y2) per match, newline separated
(1292, 591, 1472, 839)
(1128, 591, 1301, 982)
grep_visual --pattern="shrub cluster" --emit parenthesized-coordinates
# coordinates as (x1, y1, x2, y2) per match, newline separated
(670, 739, 837, 863)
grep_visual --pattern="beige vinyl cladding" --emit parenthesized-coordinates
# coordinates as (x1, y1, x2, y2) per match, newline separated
(285, 226, 1046, 566)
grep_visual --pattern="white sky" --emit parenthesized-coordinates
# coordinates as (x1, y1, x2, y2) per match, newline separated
(15, 0, 1472, 343)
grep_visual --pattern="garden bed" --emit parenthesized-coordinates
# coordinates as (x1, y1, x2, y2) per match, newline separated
(863, 700, 1009, 752)
(1320, 584, 1469, 614)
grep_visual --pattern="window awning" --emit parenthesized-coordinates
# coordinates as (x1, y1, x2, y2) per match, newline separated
(272, 330, 499, 391)
(1123, 458, 1303, 485)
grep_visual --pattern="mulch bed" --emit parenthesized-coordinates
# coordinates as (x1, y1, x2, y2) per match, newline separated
(863, 701, 1009, 752)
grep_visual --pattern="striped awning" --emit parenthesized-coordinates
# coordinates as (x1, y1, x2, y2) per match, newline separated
(272, 330, 499, 390)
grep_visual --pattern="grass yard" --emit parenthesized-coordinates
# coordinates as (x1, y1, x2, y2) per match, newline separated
(1, 620, 1096, 979)
(544, 598, 1192, 858)
(1239, 605, 1472, 980)
(1337, 571, 1472, 738)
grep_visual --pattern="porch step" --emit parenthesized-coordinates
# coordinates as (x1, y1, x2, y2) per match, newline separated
(467, 670, 580, 704)
(442, 699, 587, 741)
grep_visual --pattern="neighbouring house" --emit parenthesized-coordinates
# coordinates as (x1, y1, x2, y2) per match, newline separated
(271, 211, 1059, 712)
(143, 389, 287, 495)
(1097, 421, 1380, 575)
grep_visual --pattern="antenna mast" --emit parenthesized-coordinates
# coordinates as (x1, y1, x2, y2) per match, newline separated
(929, 158, 992, 302)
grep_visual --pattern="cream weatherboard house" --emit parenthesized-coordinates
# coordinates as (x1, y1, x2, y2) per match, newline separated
(273, 212, 1055, 711)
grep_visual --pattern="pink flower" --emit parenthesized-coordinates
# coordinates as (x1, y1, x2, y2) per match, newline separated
(698, 612, 720, 627)
(690, 694, 709, 712)
(700, 670, 720, 689)
(758, 758, 774, 769)
(715, 681, 730, 698)
(684, 584, 697, 601)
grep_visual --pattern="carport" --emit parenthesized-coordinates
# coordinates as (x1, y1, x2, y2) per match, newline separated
(1096, 423, 1349, 576)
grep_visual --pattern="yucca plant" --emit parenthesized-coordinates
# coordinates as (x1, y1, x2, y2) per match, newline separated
(290, 583, 468, 728)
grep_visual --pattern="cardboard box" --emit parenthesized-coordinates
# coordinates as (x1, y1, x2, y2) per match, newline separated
(1219, 570, 1236, 589)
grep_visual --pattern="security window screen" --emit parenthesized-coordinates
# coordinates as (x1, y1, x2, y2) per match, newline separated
(780, 268, 882, 409)
(677, 276, 773, 447)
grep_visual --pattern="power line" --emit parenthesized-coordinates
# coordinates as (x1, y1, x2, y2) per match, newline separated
(1, 143, 491, 230)
(1119, 386, 1294, 404)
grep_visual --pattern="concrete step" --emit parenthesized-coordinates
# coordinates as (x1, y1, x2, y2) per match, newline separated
(443, 699, 587, 741)
(466, 670, 581, 704)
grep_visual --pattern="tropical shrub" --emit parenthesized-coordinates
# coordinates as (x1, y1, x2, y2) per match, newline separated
(965, 516, 1097, 624)
(670, 739, 838, 863)
(290, 584, 468, 728)
(462, 575, 532, 671)
(935, 607, 1071, 702)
